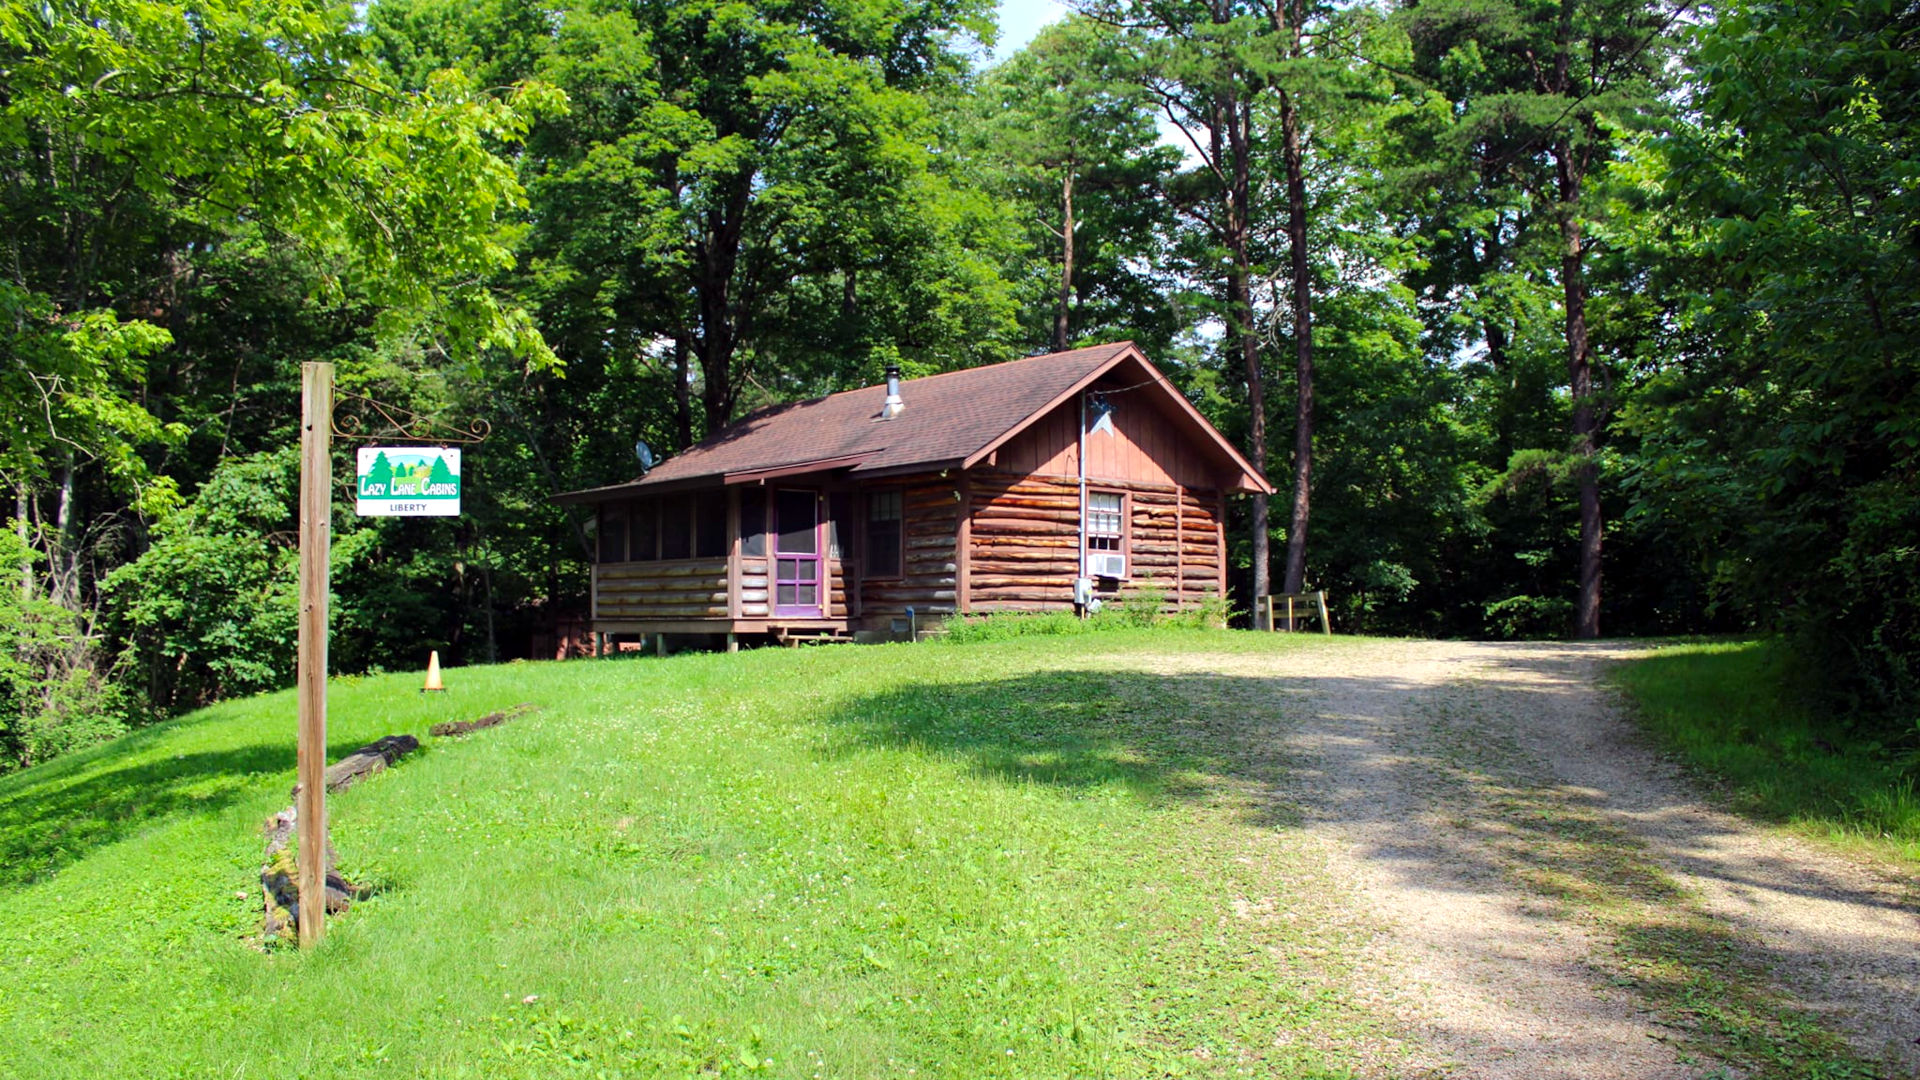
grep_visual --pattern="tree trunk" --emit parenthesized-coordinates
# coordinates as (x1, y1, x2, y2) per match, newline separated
(695, 176, 754, 432)
(1054, 168, 1076, 353)
(1279, 73, 1315, 597)
(14, 484, 29, 600)
(1220, 95, 1270, 603)
(1554, 138, 1602, 639)
(51, 455, 77, 611)
(671, 332, 694, 450)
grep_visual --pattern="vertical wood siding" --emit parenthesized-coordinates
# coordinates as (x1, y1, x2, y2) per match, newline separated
(993, 390, 1221, 490)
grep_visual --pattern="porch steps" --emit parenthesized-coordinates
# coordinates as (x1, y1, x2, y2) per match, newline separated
(772, 626, 853, 647)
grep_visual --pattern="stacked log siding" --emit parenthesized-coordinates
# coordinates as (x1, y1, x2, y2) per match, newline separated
(858, 473, 960, 620)
(594, 558, 730, 621)
(964, 471, 1224, 615)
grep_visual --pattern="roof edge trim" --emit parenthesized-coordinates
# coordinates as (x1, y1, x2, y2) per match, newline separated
(960, 345, 1274, 495)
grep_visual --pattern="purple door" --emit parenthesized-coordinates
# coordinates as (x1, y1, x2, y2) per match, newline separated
(773, 489, 822, 617)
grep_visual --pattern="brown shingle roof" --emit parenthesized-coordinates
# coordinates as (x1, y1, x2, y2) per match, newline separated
(554, 342, 1271, 501)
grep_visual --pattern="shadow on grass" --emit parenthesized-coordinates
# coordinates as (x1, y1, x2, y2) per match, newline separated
(817, 648, 1904, 1077)
(816, 667, 1356, 828)
(0, 730, 425, 892)
(0, 743, 288, 890)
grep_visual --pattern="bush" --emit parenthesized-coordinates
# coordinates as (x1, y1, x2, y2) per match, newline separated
(102, 450, 300, 715)
(0, 530, 126, 772)
(941, 590, 1231, 644)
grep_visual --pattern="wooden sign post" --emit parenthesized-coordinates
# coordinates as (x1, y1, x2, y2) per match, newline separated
(296, 361, 334, 948)
(290, 368, 487, 948)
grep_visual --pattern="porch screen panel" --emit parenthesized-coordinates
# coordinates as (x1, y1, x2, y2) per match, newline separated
(776, 490, 817, 554)
(630, 499, 657, 561)
(694, 492, 727, 558)
(827, 492, 852, 559)
(598, 506, 627, 562)
(661, 496, 692, 559)
(740, 488, 767, 557)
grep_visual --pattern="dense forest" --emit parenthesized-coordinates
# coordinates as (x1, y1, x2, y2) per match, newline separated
(1, 0, 1914, 772)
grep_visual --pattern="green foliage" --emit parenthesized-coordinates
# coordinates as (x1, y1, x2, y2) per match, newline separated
(0, 531, 127, 771)
(102, 452, 301, 715)
(944, 591, 1230, 643)
(1620, 0, 1920, 724)
(1, 0, 1914, 781)
(1614, 641, 1920, 865)
(942, 610, 1095, 642)
(968, 16, 1181, 354)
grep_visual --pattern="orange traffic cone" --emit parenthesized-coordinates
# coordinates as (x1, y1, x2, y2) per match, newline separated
(422, 650, 446, 693)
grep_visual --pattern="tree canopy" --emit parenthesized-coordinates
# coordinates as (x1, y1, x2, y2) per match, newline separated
(3, 0, 1916, 771)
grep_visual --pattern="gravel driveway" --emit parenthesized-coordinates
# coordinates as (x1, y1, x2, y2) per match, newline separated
(1128, 638, 1920, 1078)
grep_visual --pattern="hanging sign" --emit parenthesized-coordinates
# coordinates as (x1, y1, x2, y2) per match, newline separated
(356, 446, 460, 516)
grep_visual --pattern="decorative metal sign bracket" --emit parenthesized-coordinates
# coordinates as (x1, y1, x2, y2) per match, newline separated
(330, 392, 491, 445)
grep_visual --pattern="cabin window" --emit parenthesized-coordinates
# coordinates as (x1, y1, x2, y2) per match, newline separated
(740, 488, 767, 558)
(694, 491, 728, 558)
(598, 506, 628, 563)
(865, 488, 903, 578)
(630, 499, 657, 561)
(660, 495, 692, 559)
(827, 492, 852, 559)
(1087, 491, 1125, 552)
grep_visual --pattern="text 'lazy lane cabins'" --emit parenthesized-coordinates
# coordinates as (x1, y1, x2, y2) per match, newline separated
(553, 343, 1271, 646)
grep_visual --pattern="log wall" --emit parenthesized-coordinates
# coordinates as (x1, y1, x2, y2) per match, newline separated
(857, 472, 959, 624)
(594, 558, 730, 621)
(963, 470, 1223, 615)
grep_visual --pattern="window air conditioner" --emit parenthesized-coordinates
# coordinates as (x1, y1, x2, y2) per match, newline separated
(1087, 553, 1126, 579)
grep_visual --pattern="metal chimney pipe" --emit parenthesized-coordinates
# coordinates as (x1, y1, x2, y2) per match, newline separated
(882, 363, 904, 419)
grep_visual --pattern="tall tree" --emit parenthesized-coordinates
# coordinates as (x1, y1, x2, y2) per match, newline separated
(1624, 0, 1920, 714)
(1088, 0, 1362, 602)
(1088, 0, 1275, 599)
(0, 0, 559, 756)
(1398, 0, 1678, 636)
(972, 17, 1178, 353)
(373, 0, 1015, 440)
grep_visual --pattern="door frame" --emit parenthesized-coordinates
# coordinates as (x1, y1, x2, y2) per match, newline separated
(772, 488, 823, 617)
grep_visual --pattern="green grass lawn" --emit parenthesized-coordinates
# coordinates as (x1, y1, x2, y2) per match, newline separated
(1612, 639, 1920, 866)
(0, 629, 1391, 1079)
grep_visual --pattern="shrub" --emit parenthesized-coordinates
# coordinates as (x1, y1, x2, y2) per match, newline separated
(0, 530, 127, 771)
(102, 450, 299, 715)
(941, 592, 1232, 643)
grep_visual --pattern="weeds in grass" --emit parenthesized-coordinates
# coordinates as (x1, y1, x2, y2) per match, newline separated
(1420, 693, 1879, 1080)
(1612, 640, 1920, 864)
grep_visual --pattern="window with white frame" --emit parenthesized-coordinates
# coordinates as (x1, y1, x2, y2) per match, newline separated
(1087, 491, 1124, 551)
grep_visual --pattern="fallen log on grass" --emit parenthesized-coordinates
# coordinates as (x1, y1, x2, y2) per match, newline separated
(258, 805, 372, 942)
(260, 731, 419, 943)
(430, 702, 538, 738)
(289, 734, 420, 799)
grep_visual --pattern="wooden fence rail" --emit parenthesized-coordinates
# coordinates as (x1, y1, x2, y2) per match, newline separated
(1255, 591, 1332, 634)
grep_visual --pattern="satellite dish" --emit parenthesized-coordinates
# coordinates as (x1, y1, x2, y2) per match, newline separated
(634, 440, 657, 474)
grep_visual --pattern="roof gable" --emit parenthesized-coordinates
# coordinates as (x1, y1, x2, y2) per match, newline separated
(554, 343, 1271, 502)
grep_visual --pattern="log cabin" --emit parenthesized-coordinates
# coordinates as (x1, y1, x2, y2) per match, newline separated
(553, 342, 1272, 646)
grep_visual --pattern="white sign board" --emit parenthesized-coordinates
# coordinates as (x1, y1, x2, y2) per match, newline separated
(355, 447, 460, 516)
